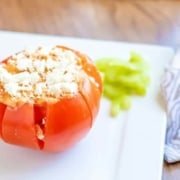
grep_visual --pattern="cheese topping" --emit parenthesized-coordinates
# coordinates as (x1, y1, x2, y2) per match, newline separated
(0, 46, 88, 106)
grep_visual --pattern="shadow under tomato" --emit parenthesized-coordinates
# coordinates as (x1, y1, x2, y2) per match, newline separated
(0, 141, 66, 176)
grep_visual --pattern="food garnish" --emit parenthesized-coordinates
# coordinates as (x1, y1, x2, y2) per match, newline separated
(96, 52, 150, 117)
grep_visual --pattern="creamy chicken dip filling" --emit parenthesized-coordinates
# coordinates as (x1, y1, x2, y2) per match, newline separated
(0, 46, 87, 107)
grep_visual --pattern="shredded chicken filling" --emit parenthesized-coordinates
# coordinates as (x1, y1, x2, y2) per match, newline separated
(0, 46, 87, 106)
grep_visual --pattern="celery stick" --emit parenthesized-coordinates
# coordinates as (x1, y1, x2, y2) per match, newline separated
(95, 53, 150, 117)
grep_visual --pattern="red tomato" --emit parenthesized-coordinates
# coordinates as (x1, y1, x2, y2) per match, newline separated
(0, 46, 102, 152)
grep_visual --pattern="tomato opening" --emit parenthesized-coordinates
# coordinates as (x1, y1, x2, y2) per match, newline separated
(34, 104, 46, 149)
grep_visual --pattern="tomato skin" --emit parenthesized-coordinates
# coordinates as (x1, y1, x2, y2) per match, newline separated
(0, 103, 6, 138)
(43, 93, 91, 152)
(79, 54, 102, 93)
(80, 78, 101, 123)
(1, 104, 39, 149)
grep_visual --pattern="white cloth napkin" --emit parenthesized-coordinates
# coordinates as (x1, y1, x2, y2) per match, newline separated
(162, 51, 180, 163)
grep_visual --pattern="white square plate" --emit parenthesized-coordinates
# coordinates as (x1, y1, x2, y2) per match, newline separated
(0, 31, 174, 180)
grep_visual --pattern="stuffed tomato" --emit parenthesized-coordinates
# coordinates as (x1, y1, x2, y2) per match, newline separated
(0, 46, 102, 152)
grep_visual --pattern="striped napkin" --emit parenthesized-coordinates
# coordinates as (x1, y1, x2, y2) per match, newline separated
(162, 50, 180, 163)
